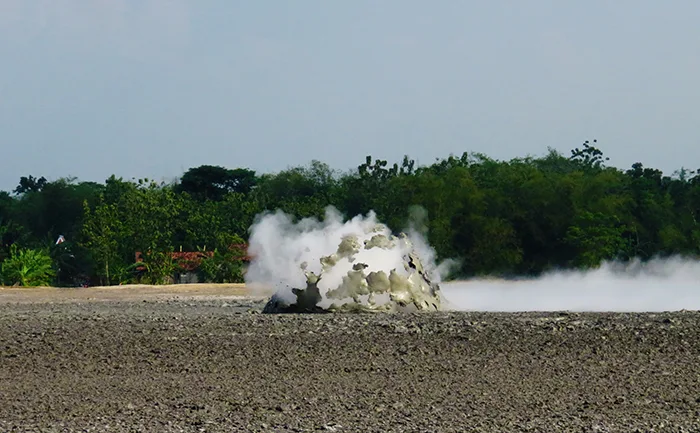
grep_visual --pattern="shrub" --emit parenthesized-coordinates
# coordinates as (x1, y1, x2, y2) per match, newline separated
(136, 250, 179, 285)
(1, 244, 55, 287)
(197, 233, 247, 283)
(197, 249, 245, 283)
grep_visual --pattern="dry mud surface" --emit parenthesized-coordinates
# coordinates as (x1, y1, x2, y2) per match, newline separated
(1, 287, 699, 432)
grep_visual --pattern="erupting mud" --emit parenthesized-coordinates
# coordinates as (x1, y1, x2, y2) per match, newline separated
(263, 231, 442, 313)
(245, 207, 447, 314)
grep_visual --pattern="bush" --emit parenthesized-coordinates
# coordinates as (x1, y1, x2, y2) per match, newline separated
(136, 250, 179, 285)
(198, 250, 245, 283)
(1, 244, 55, 287)
(197, 233, 246, 283)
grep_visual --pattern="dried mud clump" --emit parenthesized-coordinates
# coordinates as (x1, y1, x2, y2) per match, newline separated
(263, 230, 442, 313)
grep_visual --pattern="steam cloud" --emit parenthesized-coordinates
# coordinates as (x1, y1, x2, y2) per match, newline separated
(442, 257, 700, 312)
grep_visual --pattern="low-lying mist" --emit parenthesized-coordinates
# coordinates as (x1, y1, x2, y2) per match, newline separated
(442, 257, 700, 312)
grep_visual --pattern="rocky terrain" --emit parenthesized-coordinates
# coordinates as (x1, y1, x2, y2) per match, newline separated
(0, 290, 699, 432)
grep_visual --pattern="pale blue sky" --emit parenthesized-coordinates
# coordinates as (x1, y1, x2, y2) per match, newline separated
(1, 1, 699, 191)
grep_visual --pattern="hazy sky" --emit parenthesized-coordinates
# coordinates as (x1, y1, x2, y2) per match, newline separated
(1, 1, 699, 191)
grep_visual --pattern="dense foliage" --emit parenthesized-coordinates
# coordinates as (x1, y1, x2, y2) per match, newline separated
(1, 142, 699, 287)
(1, 244, 55, 287)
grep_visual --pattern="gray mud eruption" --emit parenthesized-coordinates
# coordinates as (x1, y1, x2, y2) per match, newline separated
(245, 207, 446, 314)
(263, 232, 442, 313)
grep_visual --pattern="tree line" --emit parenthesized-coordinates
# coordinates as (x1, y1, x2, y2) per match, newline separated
(1, 141, 699, 287)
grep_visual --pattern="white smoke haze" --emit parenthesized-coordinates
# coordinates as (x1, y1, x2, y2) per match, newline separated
(442, 256, 700, 312)
(404, 205, 461, 284)
(246, 207, 700, 313)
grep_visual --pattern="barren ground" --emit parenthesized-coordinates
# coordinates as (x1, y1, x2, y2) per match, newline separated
(1, 285, 699, 432)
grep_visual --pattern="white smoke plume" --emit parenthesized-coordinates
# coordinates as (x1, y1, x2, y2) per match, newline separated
(245, 206, 450, 308)
(404, 205, 461, 285)
(442, 256, 700, 312)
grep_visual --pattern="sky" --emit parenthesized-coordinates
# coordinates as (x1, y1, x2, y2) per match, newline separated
(1, 1, 699, 191)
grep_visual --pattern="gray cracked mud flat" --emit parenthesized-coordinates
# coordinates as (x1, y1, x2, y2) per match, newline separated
(1, 299, 699, 432)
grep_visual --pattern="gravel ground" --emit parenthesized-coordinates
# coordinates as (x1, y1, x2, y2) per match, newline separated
(1, 295, 699, 432)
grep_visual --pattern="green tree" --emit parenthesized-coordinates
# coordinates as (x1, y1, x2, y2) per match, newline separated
(121, 180, 180, 253)
(0, 192, 24, 261)
(12, 177, 103, 247)
(177, 165, 257, 201)
(253, 160, 340, 219)
(80, 198, 125, 285)
(13, 175, 47, 195)
(570, 139, 609, 170)
(4, 144, 700, 283)
(565, 212, 631, 268)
